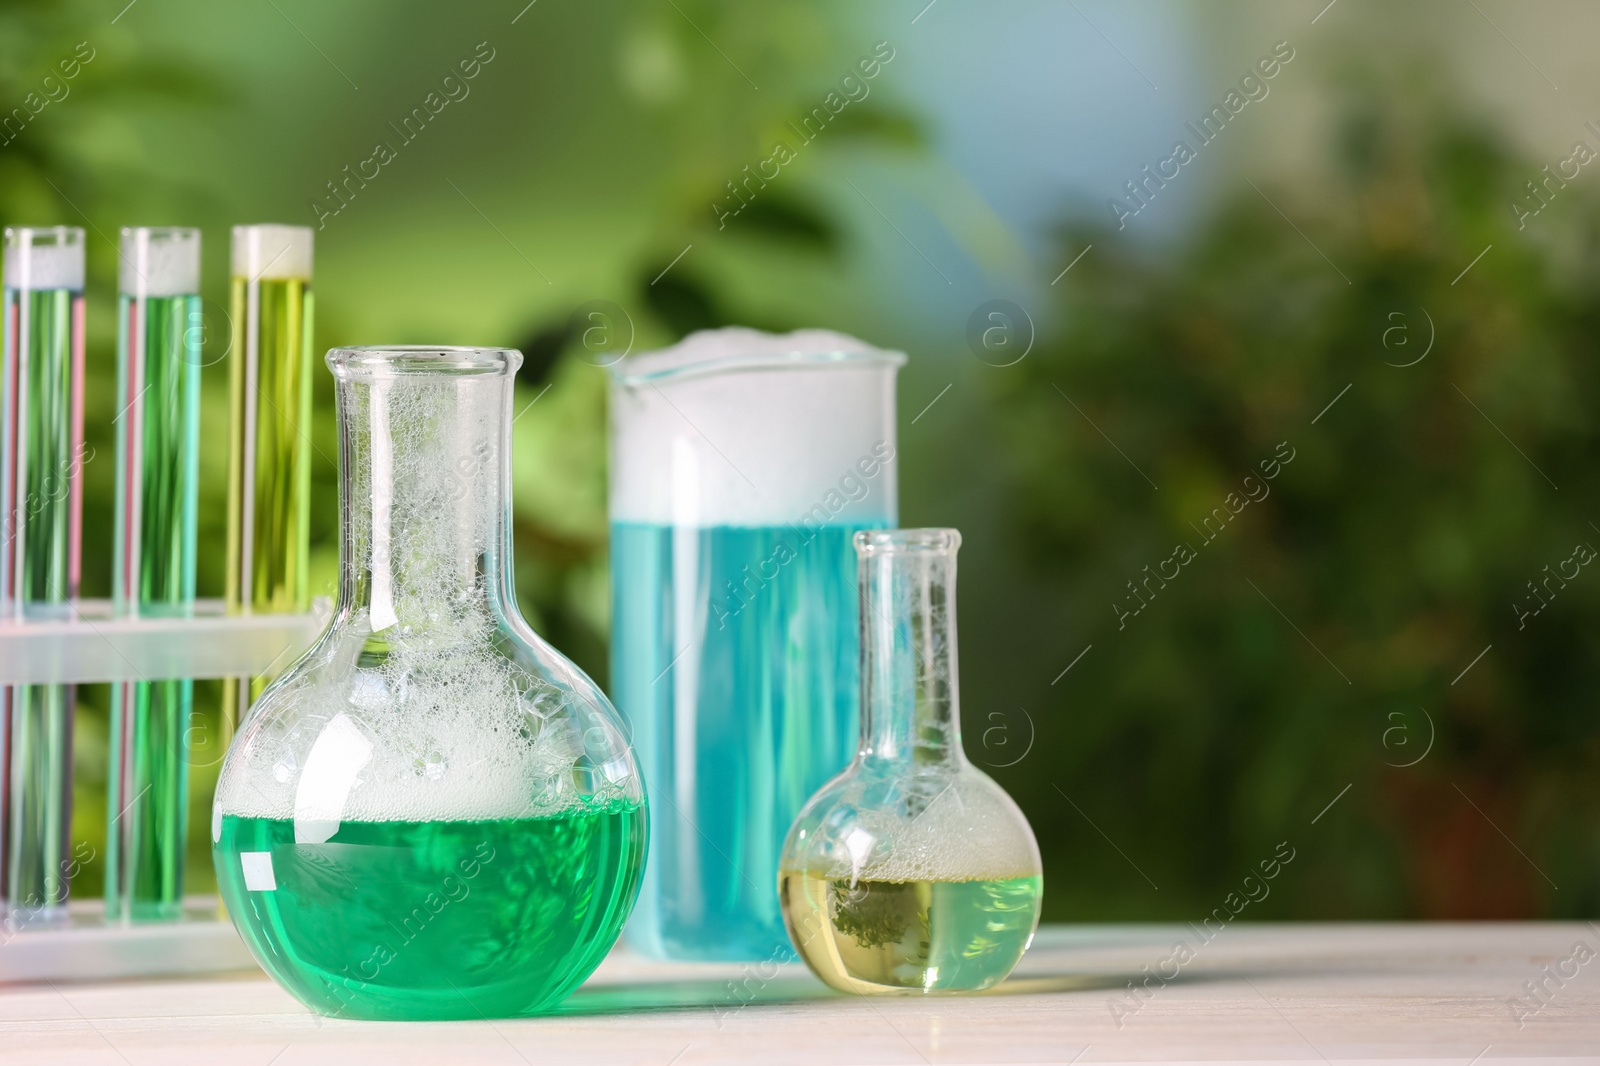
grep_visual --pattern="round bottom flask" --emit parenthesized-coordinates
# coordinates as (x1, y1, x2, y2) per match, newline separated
(212, 347, 646, 1020)
(779, 529, 1041, 994)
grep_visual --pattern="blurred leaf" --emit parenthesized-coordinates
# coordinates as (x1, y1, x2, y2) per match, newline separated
(640, 268, 725, 338)
(820, 103, 924, 148)
(726, 193, 838, 253)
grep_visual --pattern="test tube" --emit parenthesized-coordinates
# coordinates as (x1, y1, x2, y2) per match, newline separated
(107, 228, 201, 922)
(1, 226, 85, 924)
(223, 225, 313, 730)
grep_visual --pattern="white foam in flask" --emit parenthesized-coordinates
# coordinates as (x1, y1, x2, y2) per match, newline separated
(608, 327, 907, 962)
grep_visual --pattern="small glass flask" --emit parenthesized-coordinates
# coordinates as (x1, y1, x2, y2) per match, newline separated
(779, 529, 1042, 994)
(212, 347, 646, 1020)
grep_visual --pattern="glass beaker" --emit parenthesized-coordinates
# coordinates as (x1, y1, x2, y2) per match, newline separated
(609, 328, 904, 961)
(779, 529, 1042, 994)
(212, 346, 646, 1020)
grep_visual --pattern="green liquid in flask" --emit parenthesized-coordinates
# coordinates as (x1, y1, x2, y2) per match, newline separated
(781, 872, 1041, 993)
(213, 344, 646, 1019)
(215, 803, 646, 1020)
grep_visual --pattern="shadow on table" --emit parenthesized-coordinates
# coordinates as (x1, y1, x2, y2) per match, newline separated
(550, 968, 1230, 1018)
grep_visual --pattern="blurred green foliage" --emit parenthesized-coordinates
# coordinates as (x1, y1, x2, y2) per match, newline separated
(1, 0, 1591, 924)
(975, 76, 1600, 920)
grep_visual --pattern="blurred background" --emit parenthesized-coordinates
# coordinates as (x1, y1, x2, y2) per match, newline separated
(4, 0, 1598, 921)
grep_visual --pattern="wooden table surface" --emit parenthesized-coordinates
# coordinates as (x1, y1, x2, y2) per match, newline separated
(2, 923, 1597, 1065)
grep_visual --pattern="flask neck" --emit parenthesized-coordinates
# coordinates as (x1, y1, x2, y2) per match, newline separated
(856, 530, 965, 767)
(334, 367, 516, 632)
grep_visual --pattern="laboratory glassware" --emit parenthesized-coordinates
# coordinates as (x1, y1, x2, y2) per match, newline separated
(609, 327, 904, 961)
(213, 346, 646, 1020)
(107, 227, 202, 922)
(1, 226, 85, 925)
(779, 529, 1042, 994)
(224, 224, 313, 732)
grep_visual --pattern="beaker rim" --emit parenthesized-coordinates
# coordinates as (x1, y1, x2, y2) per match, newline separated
(610, 347, 906, 386)
(855, 528, 961, 555)
(326, 345, 523, 377)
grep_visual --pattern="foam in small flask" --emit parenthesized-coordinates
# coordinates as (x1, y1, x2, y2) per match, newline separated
(609, 327, 907, 961)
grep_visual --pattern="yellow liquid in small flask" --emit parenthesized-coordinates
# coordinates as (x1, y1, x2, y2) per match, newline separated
(779, 529, 1042, 994)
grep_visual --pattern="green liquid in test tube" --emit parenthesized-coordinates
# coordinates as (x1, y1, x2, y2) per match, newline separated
(223, 225, 313, 732)
(1, 226, 85, 925)
(107, 227, 201, 922)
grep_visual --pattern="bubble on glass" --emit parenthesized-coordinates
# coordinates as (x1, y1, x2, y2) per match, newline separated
(417, 750, 447, 780)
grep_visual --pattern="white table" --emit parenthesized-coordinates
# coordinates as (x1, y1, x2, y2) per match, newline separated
(2, 923, 1596, 1064)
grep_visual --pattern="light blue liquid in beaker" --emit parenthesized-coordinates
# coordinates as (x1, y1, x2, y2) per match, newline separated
(612, 519, 883, 959)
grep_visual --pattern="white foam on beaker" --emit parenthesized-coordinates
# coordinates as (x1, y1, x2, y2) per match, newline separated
(609, 327, 906, 527)
(620, 327, 880, 375)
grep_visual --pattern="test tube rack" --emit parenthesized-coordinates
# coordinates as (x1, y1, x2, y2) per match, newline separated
(0, 599, 327, 982)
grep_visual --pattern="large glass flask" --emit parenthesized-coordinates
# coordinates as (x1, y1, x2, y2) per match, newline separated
(610, 328, 904, 961)
(779, 529, 1042, 994)
(213, 346, 646, 1020)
